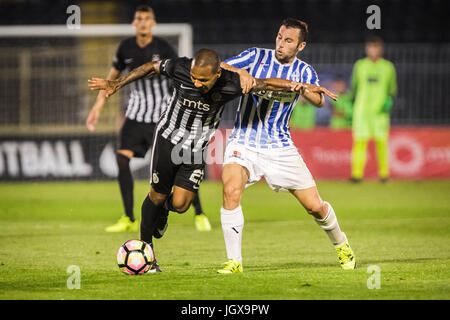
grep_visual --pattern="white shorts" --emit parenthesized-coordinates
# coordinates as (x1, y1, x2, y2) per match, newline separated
(223, 140, 316, 192)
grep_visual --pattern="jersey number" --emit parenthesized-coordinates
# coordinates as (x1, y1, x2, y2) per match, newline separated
(189, 169, 204, 185)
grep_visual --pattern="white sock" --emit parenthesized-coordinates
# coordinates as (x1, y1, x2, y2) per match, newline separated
(221, 205, 244, 264)
(314, 201, 346, 246)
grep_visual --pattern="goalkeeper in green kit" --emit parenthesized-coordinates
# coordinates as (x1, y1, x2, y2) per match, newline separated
(350, 35, 397, 182)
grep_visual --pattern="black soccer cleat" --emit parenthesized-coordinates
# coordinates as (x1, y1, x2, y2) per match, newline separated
(147, 260, 162, 273)
(349, 177, 362, 184)
(380, 177, 389, 184)
(153, 209, 169, 239)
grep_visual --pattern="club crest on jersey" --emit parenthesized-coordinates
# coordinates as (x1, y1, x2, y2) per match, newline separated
(291, 70, 300, 82)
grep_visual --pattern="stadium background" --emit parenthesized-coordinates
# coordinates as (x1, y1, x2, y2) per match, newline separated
(0, 0, 449, 181)
(0, 0, 450, 302)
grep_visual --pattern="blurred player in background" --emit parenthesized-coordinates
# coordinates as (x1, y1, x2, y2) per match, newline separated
(85, 5, 211, 232)
(350, 35, 397, 183)
(329, 77, 353, 129)
(217, 18, 355, 273)
(88, 48, 334, 271)
(289, 97, 316, 130)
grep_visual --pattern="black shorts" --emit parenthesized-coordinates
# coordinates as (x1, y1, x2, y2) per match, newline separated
(150, 133, 205, 194)
(119, 118, 156, 158)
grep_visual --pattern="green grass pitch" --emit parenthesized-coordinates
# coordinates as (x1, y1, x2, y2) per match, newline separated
(0, 180, 449, 300)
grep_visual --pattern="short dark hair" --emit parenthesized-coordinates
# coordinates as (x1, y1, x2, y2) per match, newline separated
(281, 18, 309, 43)
(365, 34, 384, 45)
(135, 5, 154, 15)
(193, 48, 221, 73)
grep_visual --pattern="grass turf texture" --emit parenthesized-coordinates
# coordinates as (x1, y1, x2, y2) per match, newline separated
(0, 180, 449, 300)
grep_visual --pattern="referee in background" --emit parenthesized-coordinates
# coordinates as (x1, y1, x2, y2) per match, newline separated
(86, 5, 211, 232)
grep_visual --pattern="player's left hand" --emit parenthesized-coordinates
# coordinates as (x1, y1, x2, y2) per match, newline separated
(237, 69, 256, 94)
(88, 78, 118, 98)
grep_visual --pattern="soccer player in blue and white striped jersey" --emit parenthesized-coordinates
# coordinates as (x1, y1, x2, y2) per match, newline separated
(217, 19, 356, 273)
(224, 46, 319, 149)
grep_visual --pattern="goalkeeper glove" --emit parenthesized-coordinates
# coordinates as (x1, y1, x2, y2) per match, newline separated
(380, 96, 393, 113)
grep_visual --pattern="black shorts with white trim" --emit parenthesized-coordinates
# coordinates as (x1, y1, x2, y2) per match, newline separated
(150, 132, 205, 194)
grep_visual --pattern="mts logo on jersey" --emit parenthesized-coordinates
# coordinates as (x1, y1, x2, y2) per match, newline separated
(182, 98, 210, 111)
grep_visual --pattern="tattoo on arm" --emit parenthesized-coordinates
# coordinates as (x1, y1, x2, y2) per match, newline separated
(114, 61, 160, 90)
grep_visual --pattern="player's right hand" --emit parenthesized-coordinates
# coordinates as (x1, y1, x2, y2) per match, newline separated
(312, 85, 339, 101)
(88, 78, 117, 98)
(86, 108, 100, 132)
(290, 82, 339, 101)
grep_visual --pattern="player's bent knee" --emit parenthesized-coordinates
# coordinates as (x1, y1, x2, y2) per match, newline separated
(305, 201, 324, 216)
(117, 149, 134, 159)
(148, 191, 167, 206)
(174, 205, 190, 214)
(171, 198, 191, 213)
(223, 184, 243, 205)
(223, 183, 243, 198)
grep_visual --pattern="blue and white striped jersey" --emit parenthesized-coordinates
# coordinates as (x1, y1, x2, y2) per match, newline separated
(225, 47, 319, 149)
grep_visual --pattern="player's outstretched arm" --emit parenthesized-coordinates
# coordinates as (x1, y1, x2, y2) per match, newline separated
(252, 78, 338, 107)
(86, 67, 121, 132)
(88, 61, 162, 98)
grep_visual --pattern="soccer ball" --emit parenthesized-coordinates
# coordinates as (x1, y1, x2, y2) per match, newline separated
(117, 239, 154, 275)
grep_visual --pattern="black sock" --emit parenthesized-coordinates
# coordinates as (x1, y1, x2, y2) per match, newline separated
(116, 153, 134, 222)
(140, 195, 162, 246)
(192, 192, 203, 215)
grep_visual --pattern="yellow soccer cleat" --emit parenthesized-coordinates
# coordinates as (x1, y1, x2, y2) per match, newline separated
(128, 219, 139, 232)
(195, 213, 212, 231)
(217, 259, 243, 274)
(335, 234, 356, 270)
(105, 215, 139, 233)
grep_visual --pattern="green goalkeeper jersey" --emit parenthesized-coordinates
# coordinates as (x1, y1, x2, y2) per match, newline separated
(351, 57, 397, 116)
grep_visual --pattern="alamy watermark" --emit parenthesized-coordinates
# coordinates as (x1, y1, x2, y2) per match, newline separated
(66, 5, 81, 30)
(366, 265, 381, 289)
(366, 5, 381, 30)
(66, 265, 81, 289)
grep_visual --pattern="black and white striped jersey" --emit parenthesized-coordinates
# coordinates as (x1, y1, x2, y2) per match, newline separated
(113, 36, 178, 123)
(157, 57, 243, 152)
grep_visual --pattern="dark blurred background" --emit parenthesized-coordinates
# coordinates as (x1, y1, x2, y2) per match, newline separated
(2, 0, 449, 43)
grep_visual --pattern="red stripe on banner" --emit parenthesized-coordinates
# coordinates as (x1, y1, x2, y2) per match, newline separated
(206, 127, 450, 180)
